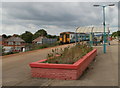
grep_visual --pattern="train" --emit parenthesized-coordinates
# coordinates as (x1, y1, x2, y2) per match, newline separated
(59, 32, 89, 44)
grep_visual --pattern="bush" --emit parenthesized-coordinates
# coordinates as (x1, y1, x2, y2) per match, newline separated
(44, 43, 93, 64)
(2, 52, 19, 56)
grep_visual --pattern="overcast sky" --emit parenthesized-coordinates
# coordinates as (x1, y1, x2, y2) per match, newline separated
(1, 2, 118, 36)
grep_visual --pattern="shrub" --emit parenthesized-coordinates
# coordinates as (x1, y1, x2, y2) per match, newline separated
(2, 52, 19, 56)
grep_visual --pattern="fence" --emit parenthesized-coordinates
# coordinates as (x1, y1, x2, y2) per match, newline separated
(42, 38, 57, 44)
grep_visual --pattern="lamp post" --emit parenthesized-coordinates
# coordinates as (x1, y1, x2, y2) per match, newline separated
(75, 28, 78, 45)
(93, 4, 115, 53)
(90, 26, 94, 47)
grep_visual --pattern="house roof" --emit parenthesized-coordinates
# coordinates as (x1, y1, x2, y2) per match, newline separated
(32, 36, 46, 42)
(5, 36, 25, 42)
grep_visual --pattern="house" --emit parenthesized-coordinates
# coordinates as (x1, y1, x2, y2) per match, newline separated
(32, 36, 57, 44)
(0, 36, 2, 46)
(0, 36, 6, 46)
(0, 35, 8, 48)
(3, 34, 26, 53)
(0, 35, 8, 55)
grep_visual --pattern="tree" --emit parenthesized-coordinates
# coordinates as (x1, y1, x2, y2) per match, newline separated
(111, 32, 117, 37)
(33, 29, 47, 40)
(20, 31, 33, 43)
(117, 31, 120, 36)
(7, 35, 12, 38)
(46, 34, 59, 40)
(2, 34, 7, 38)
(111, 31, 120, 38)
(46, 34, 53, 38)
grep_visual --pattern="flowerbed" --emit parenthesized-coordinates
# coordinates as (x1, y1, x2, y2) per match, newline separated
(29, 43, 97, 80)
(44, 43, 93, 64)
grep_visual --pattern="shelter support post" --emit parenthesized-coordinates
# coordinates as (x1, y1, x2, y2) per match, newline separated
(89, 33, 93, 47)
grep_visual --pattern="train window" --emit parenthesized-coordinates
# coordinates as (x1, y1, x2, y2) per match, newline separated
(66, 34, 69, 38)
(60, 34, 63, 38)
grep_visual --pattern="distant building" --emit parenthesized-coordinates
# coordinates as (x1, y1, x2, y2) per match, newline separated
(32, 36, 57, 44)
(3, 34, 26, 53)
(0, 36, 6, 46)
(0, 35, 8, 55)
(0, 36, 2, 46)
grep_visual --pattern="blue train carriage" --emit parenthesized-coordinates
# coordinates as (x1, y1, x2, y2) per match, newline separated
(80, 33, 89, 41)
(59, 32, 89, 44)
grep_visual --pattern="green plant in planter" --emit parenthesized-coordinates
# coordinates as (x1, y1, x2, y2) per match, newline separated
(44, 43, 93, 64)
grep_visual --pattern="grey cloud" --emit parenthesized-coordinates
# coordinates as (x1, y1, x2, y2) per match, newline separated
(2, 2, 118, 35)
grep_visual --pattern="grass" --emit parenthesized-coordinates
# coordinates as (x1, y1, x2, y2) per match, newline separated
(42, 42, 93, 64)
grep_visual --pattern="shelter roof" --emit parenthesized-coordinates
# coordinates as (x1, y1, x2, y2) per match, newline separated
(76, 26, 109, 33)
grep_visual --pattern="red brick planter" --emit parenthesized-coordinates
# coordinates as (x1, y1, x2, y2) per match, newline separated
(29, 49, 97, 80)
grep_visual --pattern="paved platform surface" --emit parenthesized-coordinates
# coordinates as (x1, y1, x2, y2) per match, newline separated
(2, 41, 118, 86)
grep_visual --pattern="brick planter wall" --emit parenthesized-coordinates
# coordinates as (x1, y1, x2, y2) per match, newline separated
(29, 49, 97, 80)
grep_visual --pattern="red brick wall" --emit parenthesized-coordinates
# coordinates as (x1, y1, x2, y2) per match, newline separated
(31, 67, 80, 80)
